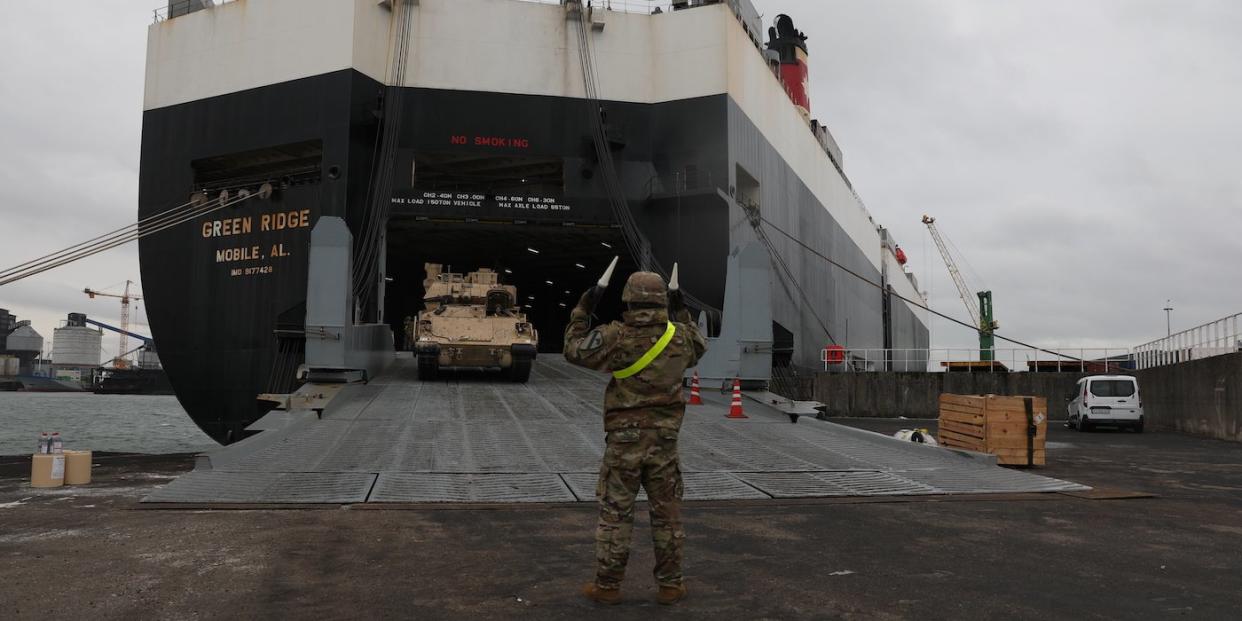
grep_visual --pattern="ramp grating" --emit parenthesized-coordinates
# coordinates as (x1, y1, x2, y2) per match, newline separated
(261, 472, 377, 503)
(145, 471, 274, 503)
(560, 472, 771, 502)
(146, 471, 376, 504)
(145, 357, 1089, 504)
(899, 467, 1087, 494)
(370, 473, 575, 503)
(736, 471, 937, 498)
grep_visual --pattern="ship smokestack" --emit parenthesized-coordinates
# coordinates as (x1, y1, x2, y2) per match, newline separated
(766, 14, 810, 118)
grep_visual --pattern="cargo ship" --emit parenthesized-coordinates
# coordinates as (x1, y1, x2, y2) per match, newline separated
(93, 368, 175, 396)
(139, 0, 928, 444)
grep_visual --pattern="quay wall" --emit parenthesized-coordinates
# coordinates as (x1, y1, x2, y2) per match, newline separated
(812, 372, 1089, 420)
(1135, 352, 1241, 442)
(811, 352, 1241, 442)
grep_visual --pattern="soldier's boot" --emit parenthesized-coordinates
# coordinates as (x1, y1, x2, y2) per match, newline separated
(657, 583, 688, 605)
(582, 583, 622, 605)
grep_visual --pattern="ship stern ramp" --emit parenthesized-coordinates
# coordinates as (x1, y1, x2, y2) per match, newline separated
(146, 357, 1087, 504)
(304, 217, 394, 383)
(694, 241, 773, 386)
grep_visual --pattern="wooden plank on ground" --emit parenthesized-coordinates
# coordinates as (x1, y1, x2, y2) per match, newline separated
(978, 436, 1044, 450)
(939, 410, 985, 426)
(936, 433, 978, 446)
(940, 394, 987, 409)
(985, 410, 1043, 424)
(939, 419, 986, 438)
(937, 429, 985, 450)
(939, 403, 986, 418)
(996, 451, 1046, 466)
(986, 422, 1047, 440)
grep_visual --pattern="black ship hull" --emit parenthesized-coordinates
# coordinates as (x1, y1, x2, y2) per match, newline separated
(140, 69, 924, 444)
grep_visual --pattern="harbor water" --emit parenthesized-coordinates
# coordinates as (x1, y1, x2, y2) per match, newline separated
(0, 392, 216, 456)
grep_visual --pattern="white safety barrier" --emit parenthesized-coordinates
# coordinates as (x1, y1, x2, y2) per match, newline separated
(821, 348, 1134, 374)
(1133, 313, 1242, 370)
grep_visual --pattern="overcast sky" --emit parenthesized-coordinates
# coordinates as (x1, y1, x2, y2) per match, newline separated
(757, 0, 1242, 352)
(0, 1, 152, 361)
(1, 0, 1239, 361)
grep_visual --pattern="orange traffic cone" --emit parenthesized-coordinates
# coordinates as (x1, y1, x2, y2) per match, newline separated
(726, 378, 747, 419)
(688, 371, 703, 405)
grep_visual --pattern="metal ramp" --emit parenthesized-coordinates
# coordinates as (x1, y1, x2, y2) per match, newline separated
(144, 356, 1088, 504)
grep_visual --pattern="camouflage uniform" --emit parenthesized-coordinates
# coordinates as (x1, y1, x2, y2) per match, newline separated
(564, 272, 707, 590)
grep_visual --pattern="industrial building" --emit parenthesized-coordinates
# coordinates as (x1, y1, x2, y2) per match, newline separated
(0, 308, 44, 377)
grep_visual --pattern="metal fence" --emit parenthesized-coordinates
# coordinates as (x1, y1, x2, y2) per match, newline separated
(822, 348, 1136, 374)
(1133, 312, 1242, 370)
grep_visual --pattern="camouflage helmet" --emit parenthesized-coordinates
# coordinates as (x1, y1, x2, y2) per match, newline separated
(621, 271, 668, 306)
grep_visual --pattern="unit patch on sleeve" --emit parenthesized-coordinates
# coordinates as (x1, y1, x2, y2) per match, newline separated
(580, 329, 605, 352)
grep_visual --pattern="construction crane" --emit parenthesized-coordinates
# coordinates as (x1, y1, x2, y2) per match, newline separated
(921, 215, 998, 361)
(84, 280, 142, 369)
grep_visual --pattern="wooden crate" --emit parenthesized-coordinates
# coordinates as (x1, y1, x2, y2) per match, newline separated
(937, 394, 1048, 466)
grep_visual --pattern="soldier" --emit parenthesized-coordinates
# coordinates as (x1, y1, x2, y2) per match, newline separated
(402, 316, 415, 350)
(564, 264, 707, 606)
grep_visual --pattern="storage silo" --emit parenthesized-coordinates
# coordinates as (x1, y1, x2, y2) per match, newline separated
(0, 308, 14, 350)
(52, 315, 103, 368)
(6, 322, 43, 353)
(6, 322, 45, 375)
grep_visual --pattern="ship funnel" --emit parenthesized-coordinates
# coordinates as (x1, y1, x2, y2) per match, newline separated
(766, 14, 810, 117)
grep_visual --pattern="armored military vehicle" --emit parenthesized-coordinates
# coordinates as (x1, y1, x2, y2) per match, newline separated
(409, 264, 537, 382)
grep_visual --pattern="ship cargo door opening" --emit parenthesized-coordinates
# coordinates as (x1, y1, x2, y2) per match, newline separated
(384, 152, 635, 353)
(384, 221, 632, 353)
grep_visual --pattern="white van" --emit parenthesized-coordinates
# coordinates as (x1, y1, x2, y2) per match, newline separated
(1067, 375, 1144, 432)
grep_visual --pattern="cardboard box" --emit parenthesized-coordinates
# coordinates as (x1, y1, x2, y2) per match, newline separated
(31, 453, 65, 488)
(64, 450, 92, 485)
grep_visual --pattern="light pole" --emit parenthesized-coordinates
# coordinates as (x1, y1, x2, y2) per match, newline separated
(1163, 300, 1173, 337)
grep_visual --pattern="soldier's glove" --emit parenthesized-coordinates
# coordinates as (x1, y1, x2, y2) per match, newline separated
(578, 286, 605, 313)
(668, 289, 685, 317)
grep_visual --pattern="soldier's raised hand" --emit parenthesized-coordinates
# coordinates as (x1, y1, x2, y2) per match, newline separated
(579, 286, 605, 313)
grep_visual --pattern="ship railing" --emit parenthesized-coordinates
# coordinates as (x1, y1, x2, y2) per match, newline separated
(1133, 312, 1242, 370)
(514, 0, 704, 16)
(153, 1, 717, 23)
(152, 0, 240, 23)
(821, 347, 1138, 374)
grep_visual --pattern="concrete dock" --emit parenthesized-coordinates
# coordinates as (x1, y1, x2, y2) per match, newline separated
(2, 423, 1240, 619)
(145, 356, 1085, 504)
